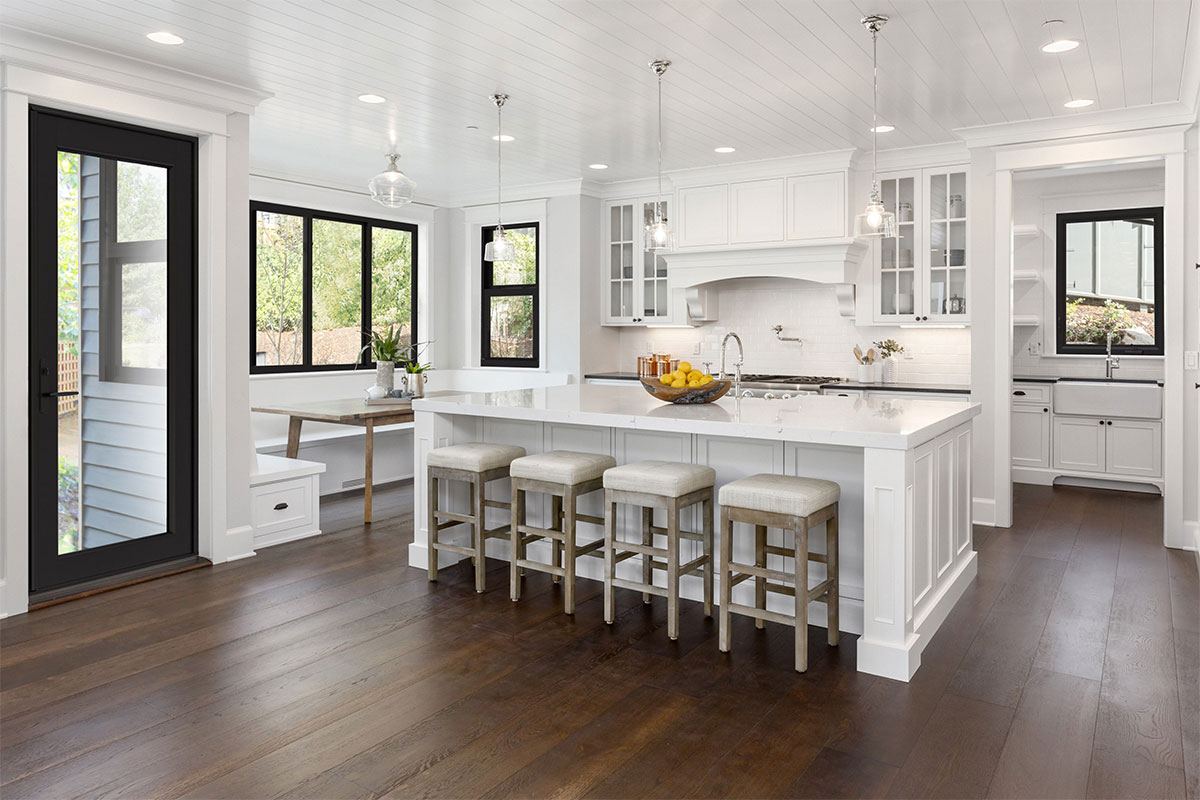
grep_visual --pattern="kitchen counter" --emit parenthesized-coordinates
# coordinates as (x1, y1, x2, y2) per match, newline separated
(825, 381, 970, 394)
(411, 384, 981, 682)
(1014, 375, 1164, 386)
(583, 372, 640, 381)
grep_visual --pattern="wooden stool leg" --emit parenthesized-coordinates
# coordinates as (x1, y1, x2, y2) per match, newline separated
(563, 488, 578, 615)
(551, 494, 563, 584)
(666, 499, 681, 641)
(427, 473, 439, 582)
(719, 508, 733, 653)
(754, 524, 767, 630)
(473, 475, 486, 594)
(826, 506, 840, 646)
(510, 485, 524, 602)
(604, 492, 616, 625)
(640, 506, 653, 603)
(702, 494, 714, 618)
(794, 520, 810, 673)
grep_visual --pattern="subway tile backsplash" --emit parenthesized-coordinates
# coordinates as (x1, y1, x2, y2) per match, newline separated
(617, 283, 972, 384)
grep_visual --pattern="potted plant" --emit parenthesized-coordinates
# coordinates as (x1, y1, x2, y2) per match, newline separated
(873, 338, 904, 383)
(400, 339, 434, 398)
(361, 325, 404, 393)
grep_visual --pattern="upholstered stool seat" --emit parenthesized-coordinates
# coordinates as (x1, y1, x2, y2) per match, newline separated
(428, 443, 527, 473)
(602, 461, 716, 640)
(718, 474, 839, 519)
(603, 461, 716, 497)
(509, 450, 616, 485)
(509, 451, 614, 614)
(718, 473, 841, 673)
(427, 443, 526, 593)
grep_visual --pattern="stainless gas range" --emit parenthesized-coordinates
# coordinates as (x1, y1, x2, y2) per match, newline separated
(733, 374, 844, 399)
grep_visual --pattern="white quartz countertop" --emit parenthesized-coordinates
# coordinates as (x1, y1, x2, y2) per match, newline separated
(413, 384, 980, 450)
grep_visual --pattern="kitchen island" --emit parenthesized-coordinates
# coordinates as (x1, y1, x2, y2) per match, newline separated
(410, 384, 981, 681)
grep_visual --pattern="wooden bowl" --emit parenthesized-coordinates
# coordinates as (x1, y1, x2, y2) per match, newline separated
(639, 377, 732, 404)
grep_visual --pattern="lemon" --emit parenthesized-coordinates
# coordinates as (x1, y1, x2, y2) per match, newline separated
(677, 361, 692, 374)
(659, 373, 673, 385)
(687, 369, 703, 382)
(701, 374, 713, 385)
(671, 378, 686, 388)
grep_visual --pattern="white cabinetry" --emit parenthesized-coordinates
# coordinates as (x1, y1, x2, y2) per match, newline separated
(730, 179, 784, 243)
(1012, 404, 1052, 469)
(868, 165, 970, 326)
(786, 172, 847, 240)
(1103, 419, 1162, 478)
(250, 454, 325, 549)
(1052, 416, 1106, 473)
(603, 197, 674, 325)
(676, 185, 728, 248)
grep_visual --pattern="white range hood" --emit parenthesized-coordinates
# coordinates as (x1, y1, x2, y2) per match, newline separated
(662, 238, 868, 317)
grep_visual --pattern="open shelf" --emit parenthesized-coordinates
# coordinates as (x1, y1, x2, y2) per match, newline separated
(1012, 223, 1041, 238)
(1013, 269, 1040, 283)
(1012, 315, 1041, 327)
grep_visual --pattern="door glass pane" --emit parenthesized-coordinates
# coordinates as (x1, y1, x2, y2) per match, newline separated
(371, 226, 413, 344)
(254, 210, 304, 366)
(489, 296, 533, 358)
(930, 172, 947, 219)
(311, 218, 362, 365)
(60, 152, 169, 553)
(880, 271, 897, 315)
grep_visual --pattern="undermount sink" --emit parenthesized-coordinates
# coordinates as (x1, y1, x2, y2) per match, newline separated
(1053, 380, 1162, 419)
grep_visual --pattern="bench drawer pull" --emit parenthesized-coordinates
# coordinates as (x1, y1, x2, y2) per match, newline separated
(273, 502, 289, 511)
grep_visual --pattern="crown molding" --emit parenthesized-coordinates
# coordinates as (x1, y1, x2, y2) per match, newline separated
(447, 178, 599, 210)
(0, 27, 271, 115)
(250, 170, 442, 211)
(873, 140, 970, 171)
(954, 101, 1197, 150)
(665, 149, 857, 188)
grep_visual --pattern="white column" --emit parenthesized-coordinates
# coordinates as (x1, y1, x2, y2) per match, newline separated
(408, 409, 462, 570)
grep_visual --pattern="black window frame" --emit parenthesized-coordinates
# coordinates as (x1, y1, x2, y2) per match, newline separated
(250, 200, 418, 374)
(480, 222, 539, 368)
(1055, 206, 1164, 357)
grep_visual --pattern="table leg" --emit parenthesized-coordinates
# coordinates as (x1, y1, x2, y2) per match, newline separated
(286, 417, 303, 459)
(363, 419, 374, 525)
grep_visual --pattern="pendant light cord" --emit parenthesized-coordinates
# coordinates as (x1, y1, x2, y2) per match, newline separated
(496, 98, 503, 230)
(656, 70, 663, 220)
(871, 25, 878, 192)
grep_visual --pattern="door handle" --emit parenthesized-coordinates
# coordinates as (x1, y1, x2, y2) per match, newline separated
(41, 390, 79, 398)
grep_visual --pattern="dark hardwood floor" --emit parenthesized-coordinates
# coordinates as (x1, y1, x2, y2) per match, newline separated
(1, 483, 1196, 799)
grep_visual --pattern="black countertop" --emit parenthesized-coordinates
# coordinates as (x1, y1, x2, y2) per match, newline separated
(823, 382, 971, 394)
(583, 372, 640, 380)
(1014, 375, 1163, 386)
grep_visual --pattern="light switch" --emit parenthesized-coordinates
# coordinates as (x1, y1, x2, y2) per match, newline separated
(1185, 351, 1199, 370)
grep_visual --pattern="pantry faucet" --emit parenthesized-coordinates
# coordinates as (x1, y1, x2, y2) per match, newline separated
(1105, 332, 1121, 379)
(720, 332, 744, 395)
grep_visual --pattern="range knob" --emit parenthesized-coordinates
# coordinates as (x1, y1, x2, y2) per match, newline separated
(741, 390, 755, 399)
(781, 393, 793, 400)
(763, 392, 777, 400)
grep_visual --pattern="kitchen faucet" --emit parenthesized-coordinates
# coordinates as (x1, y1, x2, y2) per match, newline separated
(1105, 332, 1121, 379)
(720, 332, 744, 396)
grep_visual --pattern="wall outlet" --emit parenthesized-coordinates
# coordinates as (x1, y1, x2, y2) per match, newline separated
(692, 342, 702, 355)
(1027, 340, 1041, 356)
(1185, 351, 1199, 370)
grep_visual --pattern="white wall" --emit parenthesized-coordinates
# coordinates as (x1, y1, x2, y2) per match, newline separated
(1011, 166, 1165, 380)
(615, 280, 972, 384)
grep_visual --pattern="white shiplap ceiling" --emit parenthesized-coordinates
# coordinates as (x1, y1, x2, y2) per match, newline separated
(2, 0, 1196, 203)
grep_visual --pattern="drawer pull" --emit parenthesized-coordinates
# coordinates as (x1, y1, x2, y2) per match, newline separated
(1013, 390, 1026, 396)
(273, 502, 289, 511)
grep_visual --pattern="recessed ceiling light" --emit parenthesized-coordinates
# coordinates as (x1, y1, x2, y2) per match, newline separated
(588, 163, 609, 170)
(714, 146, 736, 154)
(1064, 98, 1094, 108)
(870, 124, 895, 133)
(146, 31, 183, 45)
(357, 94, 386, 104)
(492, 134, 515, 142)
(1041, 38, 1079, 53)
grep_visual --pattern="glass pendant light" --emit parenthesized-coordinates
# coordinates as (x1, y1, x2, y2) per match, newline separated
(645, 59, 673, 252)
(483, 93, 514, 262)
(855, 14, 897, 239)
(368, 152, 416, 207)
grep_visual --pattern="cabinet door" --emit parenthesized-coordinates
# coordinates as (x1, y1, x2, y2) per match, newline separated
(1052, 416, 1105, 473)
(605, 201, 636, 323)
(786, 172, 845, 240)
(640, 198, 672, 321)
(925, 167, 969, 322)
(676, 184, 728, 248)
(730, 179, 784, 243)
(1012, 404, 1051, 469)
(873, 172, 919, 323)
(1105, 419, 1162, 478)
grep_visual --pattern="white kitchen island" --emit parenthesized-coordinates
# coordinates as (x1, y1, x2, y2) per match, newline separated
(410, 384, 981, 682)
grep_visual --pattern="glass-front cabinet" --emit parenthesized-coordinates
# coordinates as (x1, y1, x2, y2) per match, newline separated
(871, 165, 970, 325)
(604, 197, 673, 325)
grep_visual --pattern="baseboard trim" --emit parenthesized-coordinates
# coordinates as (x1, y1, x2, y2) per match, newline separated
(27, 555, 211, 610)
(972, 497, 996, 526)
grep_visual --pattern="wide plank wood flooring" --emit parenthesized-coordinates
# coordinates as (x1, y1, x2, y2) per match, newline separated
(1, 483, 1196, 799)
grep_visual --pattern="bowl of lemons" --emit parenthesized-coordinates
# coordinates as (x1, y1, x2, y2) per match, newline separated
(639, 362, 731, 404)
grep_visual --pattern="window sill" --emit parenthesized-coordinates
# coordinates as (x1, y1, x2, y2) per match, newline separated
(1039, 354, 1164, 360)
(250, 369, 376, 381)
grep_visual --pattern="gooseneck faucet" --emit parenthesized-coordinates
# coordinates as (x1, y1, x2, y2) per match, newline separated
(720, 332, 744, 396)
(1105, 332, 1121, 379)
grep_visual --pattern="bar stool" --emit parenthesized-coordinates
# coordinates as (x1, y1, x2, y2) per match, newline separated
(509, 450, 616, 614)
(602, 461, 716, 640)
(718, 474, 840, 673)
(427, 443, 526, 593)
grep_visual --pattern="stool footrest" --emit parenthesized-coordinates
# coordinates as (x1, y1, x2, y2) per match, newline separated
(516, 559, 565, 578)
(729, 573, 753, 587)
(763, 543, 827, 563)
(575, 513, 606, 527)
(808, 577, 835, 602)
(728, 561, 795, 585)
(679, 554, 710, 575)
(518, 525, 564, 542)
(483, 526, 511, 539)
(648, 525, 705, 542)
(611, 540, 669, 559)
(432, 542, 476, 558)
(435, 510, 476, 526)
(483, 498, 511, 511)
(727, 602, 796, 628)
(576, 540, 605, 557)
(612, 577, 667, 598)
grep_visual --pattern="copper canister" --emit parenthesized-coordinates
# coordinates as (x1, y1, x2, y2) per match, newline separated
(655, 353, 671, 376)
(637, 356, 651, 377)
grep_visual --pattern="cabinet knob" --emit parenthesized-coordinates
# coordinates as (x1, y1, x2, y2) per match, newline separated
(1098, 420, 1104, 425)
(922, 315, 929, 321)
(1043, 407, 1048, 412)
(1106, 420, 1113, 426)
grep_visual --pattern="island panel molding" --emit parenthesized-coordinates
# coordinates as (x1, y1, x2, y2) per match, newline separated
(411, 385, 981, 682)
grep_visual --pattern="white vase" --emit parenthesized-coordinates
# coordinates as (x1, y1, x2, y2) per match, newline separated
(882, 359, 896, 384)
(856, 363, 880, 384)
(375, 360, 395, 393)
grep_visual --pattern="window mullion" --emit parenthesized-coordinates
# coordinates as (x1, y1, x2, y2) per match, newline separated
(362, 223, 372, 367)
(302, 214, 313, 369)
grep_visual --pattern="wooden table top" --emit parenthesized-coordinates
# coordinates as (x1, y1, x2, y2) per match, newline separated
(251, 398, 414, 423)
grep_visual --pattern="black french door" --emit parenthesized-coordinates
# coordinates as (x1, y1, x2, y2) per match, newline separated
(29, 107, 198, 593)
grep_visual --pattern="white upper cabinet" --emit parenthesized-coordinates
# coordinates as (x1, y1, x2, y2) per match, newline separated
(676, 184, 728, 248)
(603, 196, 677, 325)
(786, 172, 846, 240)
(868, 164, 969, 326)
(730, 179, 784, 244)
